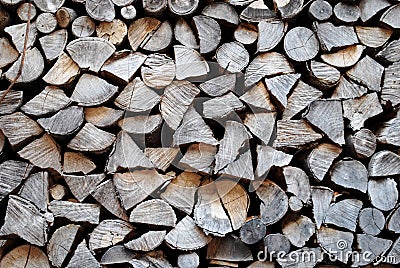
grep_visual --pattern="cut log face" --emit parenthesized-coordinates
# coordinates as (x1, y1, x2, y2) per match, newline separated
(258, 20, 287, 53)
(359, 0, 390, 22)
(100, 245, 136, 265)
(368, 178, 398, 211)
(284, 27, 319, 62)
(377, 39, 400, 63)
(174, 18, 198, 49)
(282, 214, 315, 247)
(179, 143, 216, 173)
(141, 21, 173, 52)
(317, 226, 354, 263)
(358, 207, 385, 236)
(63, 173, 105, 202)
(36, 13, 58, 34)
(382, 61, 400, 107)
(381, 4, 400, 29)
(313, 22, 358, 51)
(119, 115, 162, 134)
(48, 201, 100, 224)
(350, 129, 376, 159)
(244, 112, 276, 145)
(309, 0, 332, 21)
(331, 76, 367, 100)
(193, 15, 221, 54)
(256, 145, 292, 178)
(19, 171, 48, 211)
(42, 53, 80, 85)
(388, 207, 400, 234)
(130, 199, 176, 226)
(356, 26, 392, 48)
(174, 45, 209, 79)
(240, 81, 275, 111)
(86, 0, 115, 22)
(68, 241, 100, 268)
(48, 224, 79, 268)
(38, 106, 84, 136)
(71, 16, 96, 38)
(177, 253, 200, 268)
(330, 159, 368, 193)
(0, 90, 23, 115)
(240, 0, 276, 22)
(0, 37, 18, 68)
(240, 217, 266, 244)
(265, 73, 300, 109)
(67, 123, 116, 152)
(283, 166, 311, 203)
(144, 147, 180, 172)
(207, 235, 253, 262)
(264, 233, 291, 257)
(353, 234, 393, 267)
(199, 74, 236, 97)
(0, 245, 50, 268)
(256, 180, 288, 225)
(346, 56, 384, 92)
(203, 93, 244, 119)
(202, 2, 239, 25)
(101, 51, 147, 83)
(324, 199, 363, 231)
(85, 107, 123, 128)
(56, 7, 77, 28)
(234, 23, 258, 45)
(307, 60, 340, 89)
(89, 220, 134, 251)
(124, 230, 166, 251)
(121, 5, 137, 21)
(5, 22, 37, 53)
(168, 0, 199, 16)
(215, 41, 250, 73)
(377, 112, 400, 146)
(0, 160, 32, 202)
(321, 45, 365, 68)
(141, 53, 175, 89)
(333, 2, 360, 23)
(5, 47, 44, 84)
(368, 150, 400, 177)
(127, 17, 160, 51)
(311, 186, 333, 229)
(96, 19, 127, 45)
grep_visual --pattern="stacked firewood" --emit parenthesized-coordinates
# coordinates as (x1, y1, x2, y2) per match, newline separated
(1, 0, 400, 267)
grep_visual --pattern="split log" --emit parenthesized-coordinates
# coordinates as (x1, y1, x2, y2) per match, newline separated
(333, 2, 360, 23)
(85, 107, 123, 128)
(288, 195, 303, 212)
(282, 214, 315, 247)
(263, 233, 291, 257)
(240, 0, 275, 22)
(207, 235, 253, 262)
(376, 111, 400, 146)
(100, 245, 136, 265)
(382, 61, 400, 107)
(331, 75, 367, 99)
(68, 241, 100, 268)
(245, 52, 294, 87)
(377, 39, 400, 63)
(49, 184, 66, 200)
(356, 26, 392, 48)
(66, 37, 115, 72)
(330, 159, 368, 192)
(119, 115, 162, 134)
(141, 53, 175, 89)
(346, 56, 384, 92)
(317, 226, 353, 263)
(48, 200, 100, 224)
(311, 186, 333, 229)
(257, 20, 287, 53)
(256, 145, 292, 178)
(385, 237, 400, 264)
(284, 27, 319, 62)
(0, 160, 32, 202)
(313, 22, 358, 51)
(130, 250, 173, 267)
(0, 112, 42, 148)
(307, 143, 342, 181)
(239, 217, 266, 245)
(174, 18, 198, 49)
(0, 245, 50, 268)
(144, 147, 180, 172)
(321, 45, 364, 68)
(114, 77, 160, 112)
(4, 22, 37, 53)
(165, 216, 211, 250)
(130, 199, 176, 227)
(179, 143, 216, 173)
(124, 230, 166, 251)
(91, 179, 129, 220)
(202, 2, 239, 25)
(368, 178, 398, 211)
(121, 5, 137, 21)
(101, 51, 146, 83)
(215, 41, 250, 73)
(143, 0, 167, 16)
(368, 150, 400, 177)
(177, 253, 200, 268)
(67, 123, 116, 152)
(56, 7, 77, 28)
(5, 47, 44, 84)
(113, 170, 167, 210)
(0, 195, 48, 246)
(18, 134, 62, 173)
(89, 220, 134, 251)
(283, 81, 322, 119)
(38, 106, 84, 136)
(72, 74, 118, 106)
(48, 224, 79, 268)
(168, 0, 199, 16)
(85, 0, 115, 22)
(308, 0, 332, 21)
(127, 17, 160, 51)
(34, 0, 64, 12)
(240, 81, 275, 111)
(141, 21, 173, 52)
(160, 172, 201, 214)
(358, 207, 385, 236)
(19, 172, 48, 211)
(359, 0, 390, 22)
(106, 131, 153, 173)
(283, 166, 311, 203)
(353, 234, 392, 266)
(324, 198, 363, 231)
(36, 13, 57, 34)
(256, 180, 288, 225)
(342, 93, 383, 130)
(39, 29, 68, 61)
(63, 173, 105, 202)
(0, 37, 18, 68)
(63, 152, 96, 174)
(174, 45, 208, 79)
(193, 15, 221, 54)
(273, 119, 323, 148)
(265, 73, 300, 109)
(304, 99, 345, 145)
(381, 4, 400, 29)
(234, 23, 257, 45)
(388, 206, 400, 233)
(96, 19, 127, 45)
(274, 0, 304, 19)
(220, 149, 254, 180)
(42, 53, 80, 85)
(350, 129, 376, 158)
(71, 16, 96, 38)
(203, 93, 244, 118)
(244, 112, 276, 145)
(307, 61, 340, 89)
(199, 74, 235, 97)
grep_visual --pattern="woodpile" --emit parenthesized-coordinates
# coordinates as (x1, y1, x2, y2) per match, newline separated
(1, 0, 400, 267)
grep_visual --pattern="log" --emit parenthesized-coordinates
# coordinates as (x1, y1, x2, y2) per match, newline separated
(42, 53, 80, 86)
(330, 158, 368, 192)
(333, 2, 360, 23)
(346, 56, 384, 92)
(273, 119, 323, 148)
(0, 38, 18, 69)
(120, 5, 137, 21)
(165, 216, 211, 250)
(63, 173, 105, 202)
(174, 45, 208, 79)
(381, 4, 400, 29)
(85, 106, 123, 128)
(358, 207, 385, 236)
(174, 18, 198, 49)
(47, 224, 79, 268)
(56, 7, 77, 28)
(382, 61, 400, 107)
(317, 226, 353, 263)
(274, 0, 304, 19)
(283, 166, 311, 204)
(356, 26, 392, 48)
(68, 241, 100, 268)
(71, 16, 96, 38)
(376, 111, 400, 146)
(320, 44, 364, 68)
(141, 21, 173, 52)
(331, 75, 367, 99)
(114, 77, 160, 112)
(203, 93, 244, 118)
(282, 214, 315, 247)
(144, 147, 180, 172)
(353, 234, 392, 266)
(313, 22, 358, 51)
(67, 123, 116, 152)
(220, 149, 254, 180)
(177, 253, 200, 268)
(193, 15, 221, 54)
(324, 198, 363, 231)
(19, 171, 48, 211)
(96, 19, 127, 45)
(113, 170, 167, 210)
(288, 195, 303, 212)
(311, 186, 333, 229)
(368, 150, 400, 177)
(143, 0, 167, 16)
(244, 112, 276, 145)
(179, 143, 216, 173)
(36, 13, 57, 34)
(72, 74, 118, 106)
(240, 81, 275, 111)
(130, 199, 176, 226)
(199, 74, 235, 97)
(127, 17, 161, 51)
(4, 22, 37, 53)
(38, 106, 84, 136)
(119, 115, 162, 134)
(49, 184, 66, 200)
(0, 195, 48, 246)
(256, 145, 292, 178)
(0, 245, 50, 268)
(39, 29, 68, 61)
(306, 60, 340, 89)
(350, 129, 376, 158)
(308, 0, 332, 21)
(239, 217, 266, 245)
(48, 200, 100, 224)
(202, 2, 239, 25)
(240, 0, 275, 22)
(368, 178, 398, 211)
(359, 0, 390, 22)
(100, 245, 136, 265)
(387, 237, 400, 264)
(256, 180, 288, 225)
(377, 39, 400, 63)
(63, 151, 96, 174)
(141, 53, 175, 89)
(5, 47, 44, 84)
(284, 27, 319, 62)
(307, 143, 342, 181)
(124, 230, 166, 251)
(263, 233, 291, 257)
(0, 160, 32, 202)
(85, 0, 115, 22)
(168, 0, 198, 16)
(215, 41, 250, 73)
(18, 134, 62, 173)
(265, 73, 300, 109)
(234, 23, 258, 45)
(388, 206, 400, 233)
(207, 235, 253, 262)
(34, 0, 64, 12)
(89, 220, 134, 251)
(258, 20, 287, 53)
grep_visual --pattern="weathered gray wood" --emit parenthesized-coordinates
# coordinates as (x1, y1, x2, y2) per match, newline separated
(274, 0, 304, 19)
(377, 39, 400, 63)
(125, 230, 166, 251)
(353, 234, 392, 266)
(277, 247, 323, 268)
(85, 107, 123, 128)
(89, 220, 134, 251)
(193, 15, 220, 54)
(257, 20, 287, 53)
(256, 145, 292, 178)
(71, 16, 96, 38)
(308, 0, 332, 21)
(288, 195, 303, 212)
(207, 235, 253, 262)
(36, 13, 57, 34)
(368, 150, 400, 177)
(215, 41, 249, 73)
(199, 74, 235, 97)
(234, 23, 258, 45)
(48, 224, 79, 268)
(100, 245, 136, 265)
(333, 2, 360, 23)
(177, 253, 199, 268)
(85, 0, 115, 22)
(174, 18, 198, 49)
(311, 186, 333, 229)
(376, 111, 400, 146)
(388, 206, 400, 234)
(63, 151, 96, 174)
(263, 233, 291, 257)
(358, 207, 385, 236)
(0, 160, 32, 202)
(0, 90, 23, 115)
(356, 26, 392, 48)
(346, 56, 384, 92)
(308, 143, 342, 181)
(119, 115, 162, 134)
(331, 75, 367, 99)
(56, 7, 77, 28)
(283, 166, 311, 203)
(350, 129, 376, 158)
(130, 199, 176, 226)
(179, 143, 216, 173)
(67, 123, 116, 152)
(273, 119, 323, 148)
(67, 241, 100, 268)
(5, 22, 37, 53)
(313, 22, 358, 51)
(168, 0, 198, 16)
(96, 19, 127, 46)
(330, 158, 368, 192)
(368, 178, 398, 211)
(5, 47, 44, 84)
(19, 171, 48, 211)
(144, 147, 180, 172)
(324, 198, 363, 231)
(256, 180, 288, 225)
(38, 106, 84, 136)
(240, 82, 275, 111)
(202, 2, 239, 25)
(121, 5, 137, 20)
(240, 0, 275, 22)
(141, 21, 173, 52)
(42, 53, 80, 86)
(284, 27, 319, 62)
(141, 53, 175, 89)
(39, 30, 68, 61)
(359, 0, 390, 22)
(382, 61, 400, 107)
(127, 17, 160, 51)
(265, 73, 300, 109)
(317, 226, 353, 263)
(240, 217, 266, 244)
(282, 214, 315, 247)
(0, 37, 18, 68)
(386, 236, 400, 264)
(63, 173, 105, 202)
(0, 245, 50, 268)
(49, 200, 100, 224)
(321, 45, 364, 68)
(307, 61, 340, 89)
(174, 45, 208, 79)
(143, 0, 167, 15)
(220, 149, 254, 180)
(203, 93, 244, 118)
(381, 4, 400, 29)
